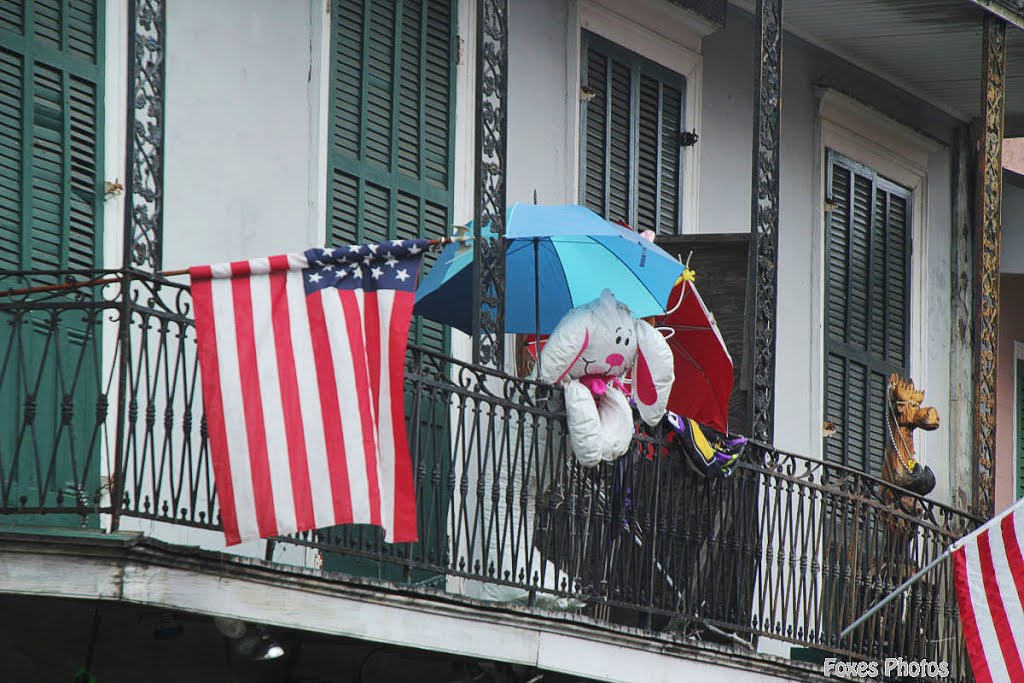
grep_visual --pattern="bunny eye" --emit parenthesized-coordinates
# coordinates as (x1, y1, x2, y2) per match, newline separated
(615, 336, 622, 344)
(624, 338, 630, 346)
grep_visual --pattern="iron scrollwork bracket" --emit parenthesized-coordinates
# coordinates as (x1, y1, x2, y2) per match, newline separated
(472, 0, 508, 368)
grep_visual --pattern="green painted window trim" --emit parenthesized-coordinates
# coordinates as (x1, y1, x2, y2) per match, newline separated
(578, 30, 686, 235)
(823, 150, 912, 476)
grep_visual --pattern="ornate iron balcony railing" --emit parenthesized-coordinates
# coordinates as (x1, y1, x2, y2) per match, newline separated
(0, 269, 977, 679)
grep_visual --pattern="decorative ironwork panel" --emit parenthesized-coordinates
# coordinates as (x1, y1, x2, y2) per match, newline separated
(973, 14, 1006, 520)
(472, 0, 508, 367)
(748, 0, 782, 443)
(122, 0, 166, 271)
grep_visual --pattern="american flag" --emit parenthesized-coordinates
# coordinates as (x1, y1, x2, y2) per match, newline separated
(954, 497, 1024, 682)
(189, 239, 428, 546)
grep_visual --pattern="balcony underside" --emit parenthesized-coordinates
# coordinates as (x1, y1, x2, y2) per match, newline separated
(0, 528, 822, 682)
(733, 0, 1024, 134)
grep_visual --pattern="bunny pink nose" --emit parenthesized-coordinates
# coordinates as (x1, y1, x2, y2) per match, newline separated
(605, 353, 625, 367)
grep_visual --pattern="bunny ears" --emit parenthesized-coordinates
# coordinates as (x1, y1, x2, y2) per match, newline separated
(631, 318, 674, 425)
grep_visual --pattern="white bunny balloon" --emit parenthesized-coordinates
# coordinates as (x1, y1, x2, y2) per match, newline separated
(537, 289, 674, 467)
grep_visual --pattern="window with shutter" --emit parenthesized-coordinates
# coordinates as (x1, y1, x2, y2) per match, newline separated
(579, 31, 684, 235)
(0, 0, 105, 524)
(328, 0, 455, 356)
(0, 0, 104, 272)
(823, 151, 911, 476)
(325, 0, 456, 577)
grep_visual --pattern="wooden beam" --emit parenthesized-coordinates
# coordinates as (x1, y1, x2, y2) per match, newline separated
(973, 13, 1007, 520)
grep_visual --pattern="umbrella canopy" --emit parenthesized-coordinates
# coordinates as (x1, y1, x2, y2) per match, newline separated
(654, 275, 734, 434)
(414, 203, 684, 335)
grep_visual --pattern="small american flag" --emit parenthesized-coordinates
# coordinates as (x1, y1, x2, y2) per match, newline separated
(954, 497, 1024, 682)
(190, 239, 428, 546)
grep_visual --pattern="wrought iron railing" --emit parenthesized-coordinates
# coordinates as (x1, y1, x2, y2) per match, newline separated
(0, 270, 978, 679)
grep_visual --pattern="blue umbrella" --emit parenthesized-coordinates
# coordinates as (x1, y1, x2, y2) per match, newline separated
(414, 203, 684, 334)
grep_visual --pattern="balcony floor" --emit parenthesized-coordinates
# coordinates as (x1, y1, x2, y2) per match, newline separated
(0, 528, 826, 682)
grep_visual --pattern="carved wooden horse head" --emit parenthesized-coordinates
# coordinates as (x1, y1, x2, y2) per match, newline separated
(883, 374, 937, 496)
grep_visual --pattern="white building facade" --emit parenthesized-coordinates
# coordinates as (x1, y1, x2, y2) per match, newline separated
(0, 0, 1019, 680)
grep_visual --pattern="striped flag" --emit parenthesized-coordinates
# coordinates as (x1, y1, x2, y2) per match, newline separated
(953, 497, 1024, 682)
(189, 239, 428, 546)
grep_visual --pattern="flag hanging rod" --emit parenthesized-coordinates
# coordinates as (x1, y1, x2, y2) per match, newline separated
(838, 547, 953, 639)
(0, 235, 472, 300)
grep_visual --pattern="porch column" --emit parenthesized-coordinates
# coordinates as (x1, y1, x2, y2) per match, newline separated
(973, 13, 1007, 519)
(748, 0, 783, 442)
(472, 0, 509, 368)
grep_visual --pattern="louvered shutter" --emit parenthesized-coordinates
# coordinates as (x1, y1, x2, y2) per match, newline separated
(325, 0, 456, 576)
(328, 0, 455, 356)
(0, 0, 104, 272)
(0, 0, 104, 524)
(579, 31, 684, 235)
(823, 151, 911, 476)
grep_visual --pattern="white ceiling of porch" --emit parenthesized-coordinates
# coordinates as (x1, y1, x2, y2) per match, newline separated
(732, 0, 1024, 134)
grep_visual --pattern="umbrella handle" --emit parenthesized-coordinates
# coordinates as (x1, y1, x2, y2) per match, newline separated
(662, 282, 689, 317)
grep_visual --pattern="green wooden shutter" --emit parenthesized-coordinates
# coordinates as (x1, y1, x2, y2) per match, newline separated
(0, 0, 104, 523)
(823, 151, 911, 476)
(1017, 359, 1024, 499)
(579, 31, 683, 235)
(328, 0, 455, 356)
(325, 0, 456, 580)
(0, 0, 103, 271)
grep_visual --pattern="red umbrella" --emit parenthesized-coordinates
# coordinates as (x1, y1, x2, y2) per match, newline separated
(654, 274, 734, 434)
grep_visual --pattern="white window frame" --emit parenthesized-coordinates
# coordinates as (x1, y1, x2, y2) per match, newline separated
(812, 88, 941, 465)
(103, 0, 129, 271)
(569, 0, 706, 235)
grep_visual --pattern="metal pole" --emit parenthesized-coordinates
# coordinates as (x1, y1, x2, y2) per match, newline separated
(838, 548, 952, 639)
(534, 237, 541, 376)
(748, 0, 783, 443)
(471, 0, 508, 368)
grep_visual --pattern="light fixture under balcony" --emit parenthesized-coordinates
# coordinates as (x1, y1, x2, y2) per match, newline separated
(213, 617, 285, 661)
